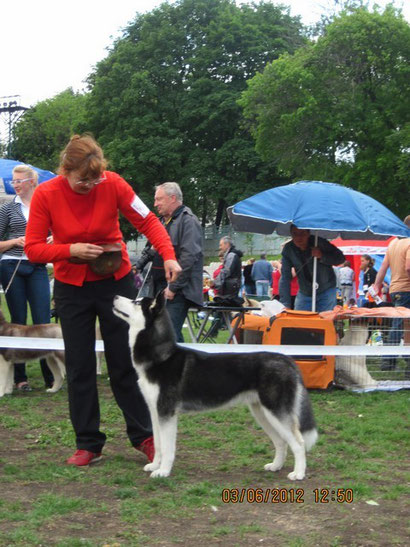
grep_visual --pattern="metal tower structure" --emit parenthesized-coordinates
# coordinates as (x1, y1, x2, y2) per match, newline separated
(0, 95, 28, 158)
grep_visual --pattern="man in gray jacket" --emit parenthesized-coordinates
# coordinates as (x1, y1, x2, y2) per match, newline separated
(213, 236, 243, 300)
(135, 182, 203, 342)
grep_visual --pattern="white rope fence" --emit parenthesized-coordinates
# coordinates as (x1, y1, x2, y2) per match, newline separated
(1, 336, 409, 356)
(182, 344, 410, 356)
(0, 337, 104, 351)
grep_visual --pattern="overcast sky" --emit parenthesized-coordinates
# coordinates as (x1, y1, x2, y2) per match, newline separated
(1, 0, 408, 110)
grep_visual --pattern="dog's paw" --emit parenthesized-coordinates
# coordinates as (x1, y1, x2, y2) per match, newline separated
(144, 462, 160, 473)
(46, 387, 58, 393)
(150, 468, 171, 478)
(264, 462, 282, 472)
(287, 471, 305, 481)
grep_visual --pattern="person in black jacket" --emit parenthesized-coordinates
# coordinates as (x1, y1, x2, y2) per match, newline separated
(212, 236, 243, 301)
(360, 254, 378, 303)
(243, 258, 256, 295)
(279, 225, 345, 312)
(207, 236, 244, 337)
(135, 182, 203, 342)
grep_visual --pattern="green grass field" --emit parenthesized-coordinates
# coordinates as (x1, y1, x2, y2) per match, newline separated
(0, 355, 409, 545)
(0, 299, 409, 545)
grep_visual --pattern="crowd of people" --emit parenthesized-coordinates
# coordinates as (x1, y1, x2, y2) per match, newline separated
(1, 132, 408, 468)
(235, 219, 409, 315)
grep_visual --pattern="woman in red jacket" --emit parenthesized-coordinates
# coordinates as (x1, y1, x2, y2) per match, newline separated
(25, 134, 181, 467)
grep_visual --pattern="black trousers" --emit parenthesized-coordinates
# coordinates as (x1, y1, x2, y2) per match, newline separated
(54, 273, 152, 453)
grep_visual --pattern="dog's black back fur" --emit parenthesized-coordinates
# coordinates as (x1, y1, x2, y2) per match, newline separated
(133, 293, 316, 433)
(114, 291, 318, 479)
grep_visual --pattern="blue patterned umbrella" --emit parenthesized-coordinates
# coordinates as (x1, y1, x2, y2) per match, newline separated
(0, 159, 55, 194)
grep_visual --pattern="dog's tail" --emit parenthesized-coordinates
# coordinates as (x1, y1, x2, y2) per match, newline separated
(302, 426, 318, 452)
(297, 385, 318, 452)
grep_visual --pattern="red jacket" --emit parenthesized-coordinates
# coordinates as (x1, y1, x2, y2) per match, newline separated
(25, 172, 176, 286)
(272, 269, 299, 296)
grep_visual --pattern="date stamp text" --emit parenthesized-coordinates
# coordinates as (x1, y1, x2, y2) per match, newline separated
(221, 488, 354, 504)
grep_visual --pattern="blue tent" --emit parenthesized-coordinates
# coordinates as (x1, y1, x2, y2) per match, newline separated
(0, 159, 55, 194)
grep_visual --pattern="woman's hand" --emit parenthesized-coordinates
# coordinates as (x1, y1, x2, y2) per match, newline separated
(164, 259, 182, 282)
(14, 236, 25, 248)
(70, 243, 104, 261)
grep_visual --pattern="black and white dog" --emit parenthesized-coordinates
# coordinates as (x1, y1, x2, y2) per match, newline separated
(113, 292, 318, 480)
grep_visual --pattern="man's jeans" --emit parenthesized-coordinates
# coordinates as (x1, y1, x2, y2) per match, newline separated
(382, 291, 410, 373)
(294, 287, 337, 313)
(166, 293, 191, 343)
(255, 280, 270, 297)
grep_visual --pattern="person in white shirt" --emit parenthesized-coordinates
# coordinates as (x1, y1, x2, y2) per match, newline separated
(0, 165, 53, 391)
(338, 260, 355, 304)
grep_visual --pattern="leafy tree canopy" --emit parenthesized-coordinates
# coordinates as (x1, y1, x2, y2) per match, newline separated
(12, 89, 87, 172)
(86, 0, 305, 228)
(240, 6, 410, 218)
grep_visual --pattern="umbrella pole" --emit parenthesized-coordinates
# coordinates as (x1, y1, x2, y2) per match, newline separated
(312, 234, 318, 312)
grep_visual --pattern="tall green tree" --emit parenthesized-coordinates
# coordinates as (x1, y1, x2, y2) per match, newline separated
(240, 6, 410, 218)
(12, 89, 87, 172)
(86, 0, 306, 226)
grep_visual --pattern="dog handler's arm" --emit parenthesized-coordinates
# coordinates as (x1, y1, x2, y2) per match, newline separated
(0, 203, 28, 253)
(164, 260, 182, 283)
(0, 236, 25, 253)
(373, 254, 390, 294)
(316, 237, 345, 266)
(407, 247, 410, 278)
(69, 243, 104, 261)
(116, 175, 177, 268)
(25, 185, 74, 263)
(25, 196, 103, 263)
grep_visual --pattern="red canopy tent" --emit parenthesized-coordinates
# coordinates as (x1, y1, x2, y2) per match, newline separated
(331, 237, 394, 296)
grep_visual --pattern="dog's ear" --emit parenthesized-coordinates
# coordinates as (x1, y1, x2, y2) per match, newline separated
(152, 290, 166, 314)
(141, 296, 154, 315)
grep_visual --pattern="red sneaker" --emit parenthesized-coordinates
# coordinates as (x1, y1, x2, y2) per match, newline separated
(66, 449, 102, 466)
(135, 436, 155, 462)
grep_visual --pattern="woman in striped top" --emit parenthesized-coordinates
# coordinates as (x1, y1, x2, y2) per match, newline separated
(0, 165, 53, 391)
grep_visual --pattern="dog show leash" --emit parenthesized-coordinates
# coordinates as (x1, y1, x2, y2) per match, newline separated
(3, 256, 23, 296)
(136, 261, 153, 299)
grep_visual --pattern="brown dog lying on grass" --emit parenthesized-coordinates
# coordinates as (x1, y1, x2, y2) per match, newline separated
(0, 308, 65, 397)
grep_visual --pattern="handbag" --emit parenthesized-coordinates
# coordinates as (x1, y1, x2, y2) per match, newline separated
(69, 243, 123, 276)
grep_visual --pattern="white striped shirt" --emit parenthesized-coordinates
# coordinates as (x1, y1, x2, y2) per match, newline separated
(0, 197, 29, 259)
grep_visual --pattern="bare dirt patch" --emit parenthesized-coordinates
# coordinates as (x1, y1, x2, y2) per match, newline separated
(0, 385, 408, 546)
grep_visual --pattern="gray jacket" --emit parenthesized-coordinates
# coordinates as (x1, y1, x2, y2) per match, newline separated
(279, 235, 345, 308)
(136, 205, 204, 306)
(214, 246, 243, 297)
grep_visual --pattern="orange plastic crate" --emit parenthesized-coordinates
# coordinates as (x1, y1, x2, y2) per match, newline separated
(237, 310, 336, 389)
